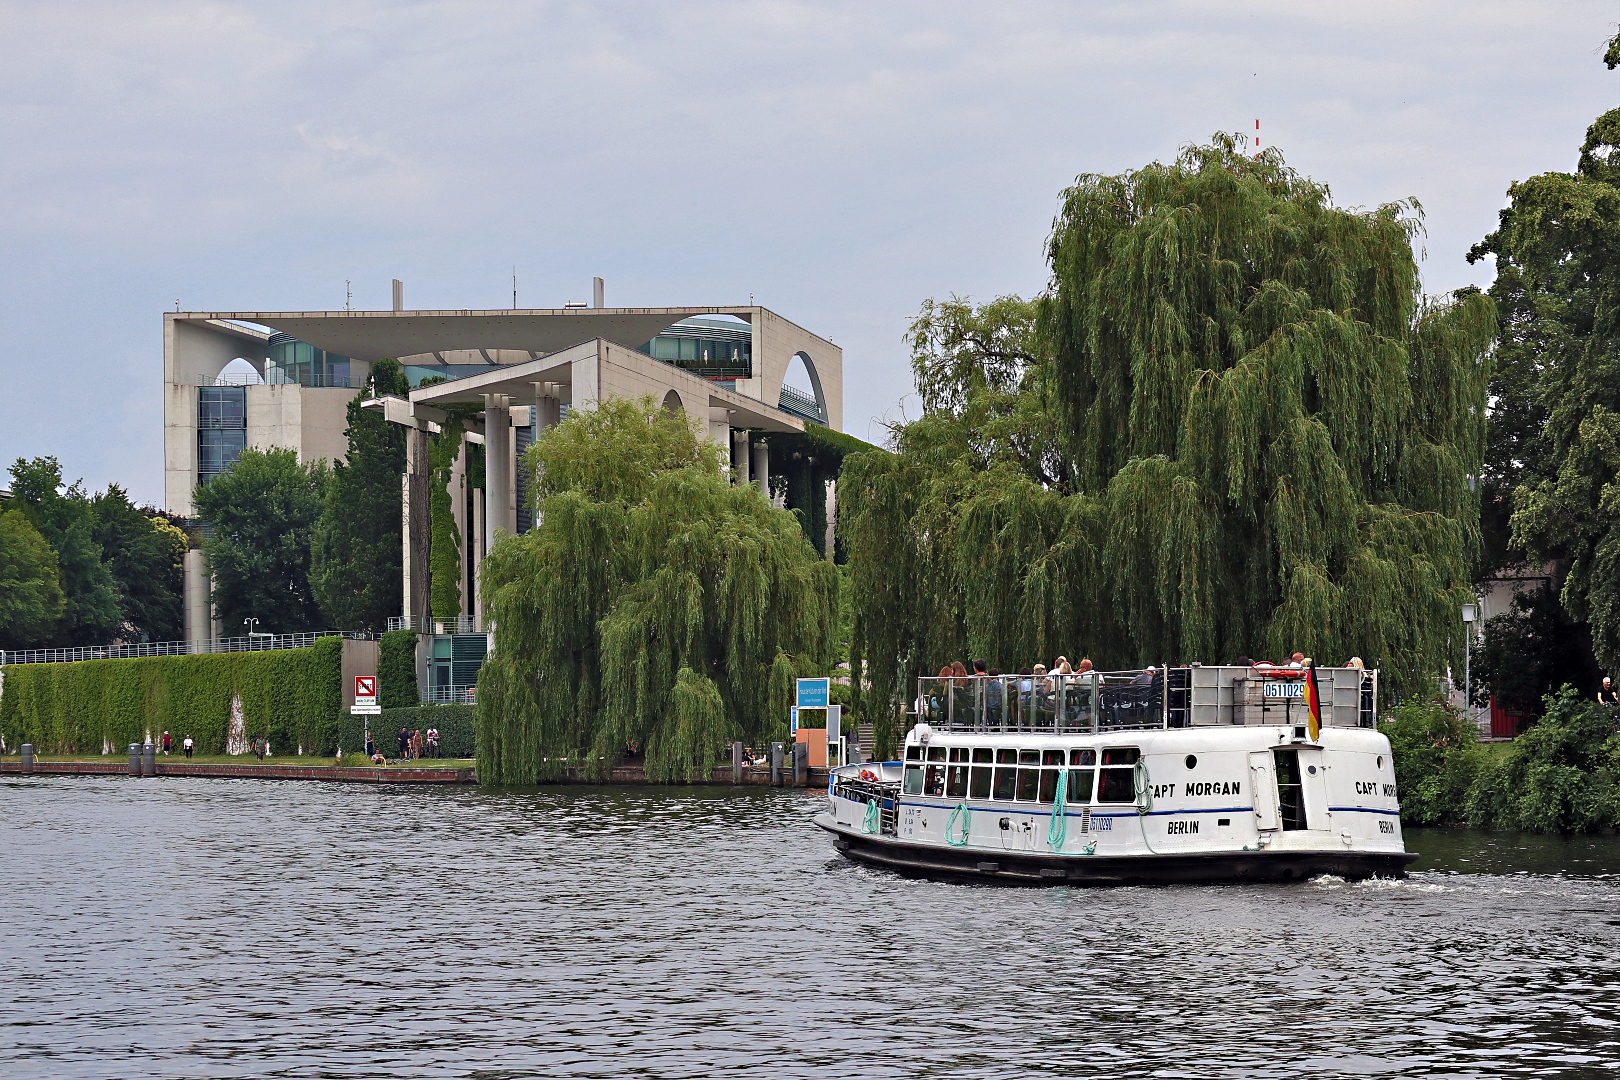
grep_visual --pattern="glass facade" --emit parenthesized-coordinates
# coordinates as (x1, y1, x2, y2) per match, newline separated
(265, 333, 355, 388)
(638, 318, 752, 379)
(198, 387, 247, 486)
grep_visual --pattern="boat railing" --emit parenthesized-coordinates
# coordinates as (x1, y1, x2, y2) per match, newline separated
(916, 664, 1379, 733)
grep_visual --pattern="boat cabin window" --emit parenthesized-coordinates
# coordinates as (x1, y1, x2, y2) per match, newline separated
(1067, 749, 1096, 801)
(946, 764, 969, 798)
(1017, 764, 1040, 801)
(972, 748, 993, 763)
(970, 760, 993, 798)
(948, 747, 969, 762)
(926, 745, 947, 762)
(925, 764, 946, 797)
(1018, 749, 1040, 765)
(996, 748, 1017, 764)
(903, 763, 923, 794)
(905, 745, 922, 761)
(1097, 747, 1140, 803)
(993, 759, 1017, 800)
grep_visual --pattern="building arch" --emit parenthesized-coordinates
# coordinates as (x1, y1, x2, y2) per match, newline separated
(777, 351, 827, 424)
(661, 389, 684, 413)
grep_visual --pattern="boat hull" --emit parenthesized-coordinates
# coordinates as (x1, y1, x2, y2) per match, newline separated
(816, 814, 1418, 886)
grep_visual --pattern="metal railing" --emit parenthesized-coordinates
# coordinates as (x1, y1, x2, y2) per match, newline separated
(1, 630, 368, 666)
(420, 685, 477, 704)
(777, 384, 825, 424)
(387, 616, 484, 635)
(196, 373, 364, 390)
(916, 665, 1378, 734)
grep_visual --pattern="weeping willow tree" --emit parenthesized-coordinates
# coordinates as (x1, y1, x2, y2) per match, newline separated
(475, 397, 839, 784)
(842, 134, 1494, 755)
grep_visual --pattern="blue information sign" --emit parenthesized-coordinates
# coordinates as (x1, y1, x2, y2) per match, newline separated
(797, 678, 830, 708)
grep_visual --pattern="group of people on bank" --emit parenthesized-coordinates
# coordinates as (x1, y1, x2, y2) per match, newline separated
(361, 726, 441, 763)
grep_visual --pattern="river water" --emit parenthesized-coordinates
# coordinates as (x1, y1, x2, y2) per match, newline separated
(4, 777, 1620, 1079)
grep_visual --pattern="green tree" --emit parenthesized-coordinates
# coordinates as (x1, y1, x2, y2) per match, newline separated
(0, 507, 65, 650)
(89, 485, 186, 642)
(1469, 61, 1620, 675)
(841, 135, 1494, 753)
(1470, 585, 1598, 714)
(311, 358, 408, 632)
(476, 397, 839, 784)
(1378, 698, 1488, 826)
(195, 447, 329, 634)
(7, 457, 121, 645)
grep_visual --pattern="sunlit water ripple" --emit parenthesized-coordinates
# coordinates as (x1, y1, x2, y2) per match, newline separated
(3, 776, 1620, 1078)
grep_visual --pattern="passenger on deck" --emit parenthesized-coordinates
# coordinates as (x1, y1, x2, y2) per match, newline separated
(951, 660, 968, 678)
(1235, 656, 1254, 667)
(1055, 659, 1073, 675)
(1132, 666, 1156, 687)
(1077, 658, 1094, 673)
(1345, 656, 1365, 670)
(972, 659, 988, 677)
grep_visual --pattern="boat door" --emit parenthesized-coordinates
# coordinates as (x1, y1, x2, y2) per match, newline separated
(1270, 747, 1328, 831)
(1249, 751, 1280, 831)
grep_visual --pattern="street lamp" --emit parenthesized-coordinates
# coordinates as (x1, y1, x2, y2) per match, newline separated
(243, 617, 259, 645)
(1461, 603, 1477, 715)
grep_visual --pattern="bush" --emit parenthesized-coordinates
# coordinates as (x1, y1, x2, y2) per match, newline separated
(1465, 687, 1620, 832)
(335, 703, 475, 758)
(1380, 698, 1490, 825)
(0, 637, 343, 755)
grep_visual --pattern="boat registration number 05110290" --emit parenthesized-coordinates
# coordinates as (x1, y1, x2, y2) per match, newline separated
(1263, 682, 1305, 699)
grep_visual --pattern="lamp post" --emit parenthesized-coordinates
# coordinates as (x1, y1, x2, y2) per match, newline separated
(243, 617, 259, 647)
(1461, 603, 1477, 717)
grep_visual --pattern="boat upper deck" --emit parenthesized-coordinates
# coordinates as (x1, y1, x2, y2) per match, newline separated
(916, 665, 1377, 734)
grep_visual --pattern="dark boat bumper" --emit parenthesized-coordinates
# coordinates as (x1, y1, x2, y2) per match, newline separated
(817, 817, 1419, 885)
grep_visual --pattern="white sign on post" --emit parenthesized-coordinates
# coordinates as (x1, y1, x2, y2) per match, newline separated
(351, 675, 380, 715)
(826, 704, 842, 768)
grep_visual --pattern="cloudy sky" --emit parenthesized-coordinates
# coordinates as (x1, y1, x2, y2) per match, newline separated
(2, 1, 1617, 506)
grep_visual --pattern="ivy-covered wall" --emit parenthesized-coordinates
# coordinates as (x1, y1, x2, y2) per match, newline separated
(0, 638, 343, 755)
(378, 629, 419, 709)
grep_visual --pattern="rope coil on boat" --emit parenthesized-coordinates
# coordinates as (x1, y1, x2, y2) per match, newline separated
(1048, 768, 1068, 852)
(945, 802, 971, 846)
(862, 798, 879, 835)
(1134, 759, 1162, 855)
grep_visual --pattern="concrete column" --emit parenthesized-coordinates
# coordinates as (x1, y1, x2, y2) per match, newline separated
(392, 279, 404, 312)
(592, 276, 605, 308)
(751, 438, 769, 499)
(731, 429, 749, 484)
(404, 425, 432, 625)
(484, 395, 512, 552)
(183, 549, 209, 648)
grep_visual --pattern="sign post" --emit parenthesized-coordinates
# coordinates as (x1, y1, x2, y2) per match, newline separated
(350, 675, 380, 716)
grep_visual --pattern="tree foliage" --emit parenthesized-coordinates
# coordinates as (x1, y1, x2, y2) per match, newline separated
(841, 135, 1493, 754)
(1469, 36, 1620, 678)
(90, 486, 186, 643)
(1378, 698, 1489, 826)
(195, 447, 329, 634)
(1469, 585, 1598, 713)
(311, 358, 408, 632)
(475, 398, 839, 784)
(0, 508, 65, 650)
(8, 457, 122, 645)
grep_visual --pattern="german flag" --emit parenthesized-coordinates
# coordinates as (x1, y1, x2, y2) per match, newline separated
(1304, 661, 1322, 740)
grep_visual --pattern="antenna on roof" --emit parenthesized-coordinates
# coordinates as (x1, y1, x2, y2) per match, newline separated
(513, 266, 518, 310)
(175, 299, 180, 312)
(345, 280, 352, 311)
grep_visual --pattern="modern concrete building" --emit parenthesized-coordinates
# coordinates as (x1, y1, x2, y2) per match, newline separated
(163, 286, 844, 669)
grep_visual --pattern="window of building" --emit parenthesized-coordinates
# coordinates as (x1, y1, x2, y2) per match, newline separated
(197, 387, 247, 486)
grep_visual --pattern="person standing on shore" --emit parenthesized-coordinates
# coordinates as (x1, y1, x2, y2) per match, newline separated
(397, 727, 408, 759)
(182, 735, 193, 759)
(1600, 677, 1617, 705)
(161, 731, 171, 755)
(365, 729, 375, 758)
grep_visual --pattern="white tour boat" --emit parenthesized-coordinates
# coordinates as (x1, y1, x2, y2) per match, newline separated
(817, 664, 1416, 884)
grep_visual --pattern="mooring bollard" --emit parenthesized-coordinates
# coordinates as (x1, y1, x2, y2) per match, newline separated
(731, 741, 744, 785)
(20, 744, 34, 774)
(141, 742, 156, 777)
(770, 741, 784, 787)
(793, 741, 808, 787)
(128, 743, 141, 776)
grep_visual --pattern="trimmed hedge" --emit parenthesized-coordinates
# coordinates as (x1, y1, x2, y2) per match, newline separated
(0, 637, 343, 756)
(336, 703, 475, 758)
(378, 629, 418, 708)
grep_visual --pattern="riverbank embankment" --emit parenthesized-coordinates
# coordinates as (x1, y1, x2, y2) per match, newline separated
(0, 759, 833, 787)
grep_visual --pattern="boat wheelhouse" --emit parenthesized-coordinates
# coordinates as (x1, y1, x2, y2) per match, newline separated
(816, 664, 1415, 885)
